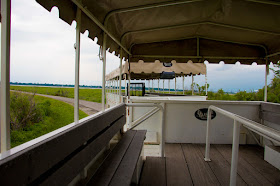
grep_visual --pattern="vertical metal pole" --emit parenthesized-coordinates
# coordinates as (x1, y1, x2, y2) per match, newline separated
(175, 76, 177, 94)
(128, 73, 131, 99)
(230, 120, 241, 186)
(264, 59, 268, 102)
(152, 79, 154, 92)
(191, 74, 194, 96)
(205, 67, 208, 96)
(161, 103, 166, 157)
(183, 76, 185, 95)
(74, 8, 81, 124)
(158, 79, 160, 93)
(124, 74, 127, 96)
(102, 34, 107, 111)
(168, 80, 170, 93)
(1, 0, 11, 152)
(204, 108, 212, 161)
(163, 80, 165, 93)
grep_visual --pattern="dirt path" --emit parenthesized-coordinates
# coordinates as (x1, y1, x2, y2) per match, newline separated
(12, 90, 102, 115)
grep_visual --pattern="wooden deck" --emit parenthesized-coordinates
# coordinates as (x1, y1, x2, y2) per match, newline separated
(140, 144, 280, 186)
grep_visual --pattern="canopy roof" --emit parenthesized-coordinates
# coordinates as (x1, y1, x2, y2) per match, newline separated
(35, 0, 280, 64)
(105, 60, 206, 80)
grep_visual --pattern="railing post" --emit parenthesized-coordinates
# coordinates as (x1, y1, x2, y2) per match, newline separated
(204, 107, 212, 161)
(230, 120, 241, 186)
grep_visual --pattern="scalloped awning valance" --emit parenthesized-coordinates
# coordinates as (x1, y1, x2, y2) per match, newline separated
(105, 60, 206, 80)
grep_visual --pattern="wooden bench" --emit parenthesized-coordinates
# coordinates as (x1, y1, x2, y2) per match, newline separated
(87, 130, 146, 186)
(0, 103, 146, 185)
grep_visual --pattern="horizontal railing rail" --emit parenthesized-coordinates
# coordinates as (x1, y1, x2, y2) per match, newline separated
(125, 103, 165, 157)
(205, 105, 280, 186)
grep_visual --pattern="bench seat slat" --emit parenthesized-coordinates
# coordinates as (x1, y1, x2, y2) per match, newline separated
(87, 130, 137, 186)
(40, 116, 126, 186)
(109, 130, 146, 186)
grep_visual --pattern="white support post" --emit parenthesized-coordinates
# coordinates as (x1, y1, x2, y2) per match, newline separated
(191, 74, 194, 96)
(102, 34, 107, 111)
(124, 74, 127, 96)
(158, 79, 160, 93)
(168, 80, 170, 93)
(205, 68, 208, 96)
(128, 73, 131, 99)
(183, 76, 185, 95)
(204, 108, 212, 162)
(1, 0, 11, 152)
(230, 120, 241, 186)
(74, 8, 81, 124)
(264, 59, 268, 102)
(175, 76, 177, 94)
(152, 79, 154, 92)
(163, 80, 165, 93)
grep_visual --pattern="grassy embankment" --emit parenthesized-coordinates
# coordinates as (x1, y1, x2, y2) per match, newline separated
(11, 93, 88, 147)
(11, 86, 102, 103)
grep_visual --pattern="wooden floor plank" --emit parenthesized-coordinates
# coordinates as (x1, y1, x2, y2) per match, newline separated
(239, 145, 280, 185)
(197, 145, 246, 186)
(165, 144, 193, 186)
(216, 145, 273, 186)
(139, 157, 166, 186)
(182, 144, 220, 186)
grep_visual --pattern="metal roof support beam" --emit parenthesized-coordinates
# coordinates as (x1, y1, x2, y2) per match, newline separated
(132, 55, 263, 60)
(245, 0, 280, 6)
(266, 51, 280, 58)
(1, 0, 11, 152)
(71, 0, 131, 56)
(104, 0, 204, 25)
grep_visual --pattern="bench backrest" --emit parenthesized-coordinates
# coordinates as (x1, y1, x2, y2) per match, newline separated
(0, 103, 126, 185)
(260, 102, 280, 125)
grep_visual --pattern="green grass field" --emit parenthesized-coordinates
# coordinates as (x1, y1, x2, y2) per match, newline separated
(11, 94, 88, 148)
(11, 86, 102, 103)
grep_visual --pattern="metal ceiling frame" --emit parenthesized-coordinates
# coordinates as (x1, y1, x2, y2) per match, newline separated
(128, 36, 267, 59)
(131, 55, 263, 61)
(120, 21, 280, 45)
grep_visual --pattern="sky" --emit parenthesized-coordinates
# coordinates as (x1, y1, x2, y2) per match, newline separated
(1, 0, 276, 92)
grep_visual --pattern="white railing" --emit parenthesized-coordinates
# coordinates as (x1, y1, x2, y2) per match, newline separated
(205, 105, 280, 186)
(125, 103, 165, 157)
